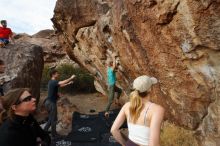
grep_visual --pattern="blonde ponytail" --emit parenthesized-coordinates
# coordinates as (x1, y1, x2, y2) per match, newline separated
(129, 90, 144, 123)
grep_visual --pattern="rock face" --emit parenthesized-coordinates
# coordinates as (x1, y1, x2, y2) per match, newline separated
(52, 0, 220, 145)
(14, 30, 66, 63)
(0, 42, 44, 101)
(15, 30, 77, 68)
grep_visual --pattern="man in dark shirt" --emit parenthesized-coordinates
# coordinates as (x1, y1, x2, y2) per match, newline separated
(44, 69, 75, 137)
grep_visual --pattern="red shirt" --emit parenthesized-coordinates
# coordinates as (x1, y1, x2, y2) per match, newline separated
(0, 27, 12, 39)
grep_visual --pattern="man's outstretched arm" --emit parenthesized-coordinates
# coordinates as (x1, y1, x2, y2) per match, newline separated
(58, 75, 75, 87)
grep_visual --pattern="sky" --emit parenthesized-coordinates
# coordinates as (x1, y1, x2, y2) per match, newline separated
(0, 0, 57, 35)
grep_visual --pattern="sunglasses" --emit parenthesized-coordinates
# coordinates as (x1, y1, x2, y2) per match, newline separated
(15, 95, 33, 105)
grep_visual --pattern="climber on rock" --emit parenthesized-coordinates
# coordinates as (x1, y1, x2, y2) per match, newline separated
(0, 20, 14, 48)
(105, 53, 122, 118)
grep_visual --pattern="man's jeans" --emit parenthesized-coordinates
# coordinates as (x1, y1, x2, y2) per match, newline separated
(44, 99, 57, 136)
(0, 38, 9, 45)
(105, 84, 122, 112)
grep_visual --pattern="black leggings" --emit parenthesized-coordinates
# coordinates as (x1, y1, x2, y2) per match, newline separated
(125, 139, 139, 146)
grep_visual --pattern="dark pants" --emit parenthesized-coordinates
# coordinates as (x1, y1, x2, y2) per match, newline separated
(0, 38, 9, 45)
(0, 85, 3, 112)
(0, 85, 4, 96)
(125, 139, 139, 146)
(0, 98, 3, 112)
(44, 99, 57, 136)
(105, 84, 122, 112)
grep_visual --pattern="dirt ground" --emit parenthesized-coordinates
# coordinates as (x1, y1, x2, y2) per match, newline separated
(37, 91, 120, 135)
(36, 91, 198, 146)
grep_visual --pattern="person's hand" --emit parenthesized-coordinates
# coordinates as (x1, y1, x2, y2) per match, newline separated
(70, 74, 76, 80)
(39, 141, 50, 146)
(57, 93, 63, 97)
(68, 81, 73, 85)
(112, 53, 118, 58)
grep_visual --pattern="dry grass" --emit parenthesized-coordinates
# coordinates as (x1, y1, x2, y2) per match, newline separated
(161, 122, 198, 146)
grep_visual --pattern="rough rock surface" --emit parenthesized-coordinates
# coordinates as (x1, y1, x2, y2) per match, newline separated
(52, 0, 220, 145)
(0, 42, 44, 101)
(15, 30, 66, 63)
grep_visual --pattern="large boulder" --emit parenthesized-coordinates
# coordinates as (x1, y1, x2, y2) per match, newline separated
(14, 30, 66, 63)
(0, 42, 44, 101)
(52, 0, 220, 145)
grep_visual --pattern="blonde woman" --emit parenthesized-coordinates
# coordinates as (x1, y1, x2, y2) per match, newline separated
(111, 75, 165, 146)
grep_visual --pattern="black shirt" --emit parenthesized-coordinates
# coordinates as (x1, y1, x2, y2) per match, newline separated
(0, 114, 50, 146)
(47, 79, 59, 103)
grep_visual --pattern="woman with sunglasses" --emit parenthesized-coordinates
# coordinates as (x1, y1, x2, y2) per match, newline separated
(0, 88, 51, 146)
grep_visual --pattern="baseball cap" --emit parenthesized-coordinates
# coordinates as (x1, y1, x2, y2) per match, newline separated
(133, 75, 158, 93)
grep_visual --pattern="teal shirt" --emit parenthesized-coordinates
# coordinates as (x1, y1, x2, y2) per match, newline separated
(107, 67, 116, 86)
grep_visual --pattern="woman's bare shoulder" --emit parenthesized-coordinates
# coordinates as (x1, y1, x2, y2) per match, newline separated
(121, 102, 130, 114)
(122, 102, 130, 110)
(151, 103, 165, 115)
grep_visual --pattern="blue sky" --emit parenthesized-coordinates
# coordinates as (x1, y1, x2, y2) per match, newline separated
(0, 0, 57, 35)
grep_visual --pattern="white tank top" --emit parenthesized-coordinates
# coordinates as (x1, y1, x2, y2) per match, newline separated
(127, 103, 152, 146)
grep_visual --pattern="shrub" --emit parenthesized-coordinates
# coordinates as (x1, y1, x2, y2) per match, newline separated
(41, 64, 96, 94)
(160, 122, 198, 146)
(41, 65, 50, 90)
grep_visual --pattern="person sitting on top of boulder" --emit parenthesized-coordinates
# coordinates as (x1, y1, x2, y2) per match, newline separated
(0, 20, 14, 47)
